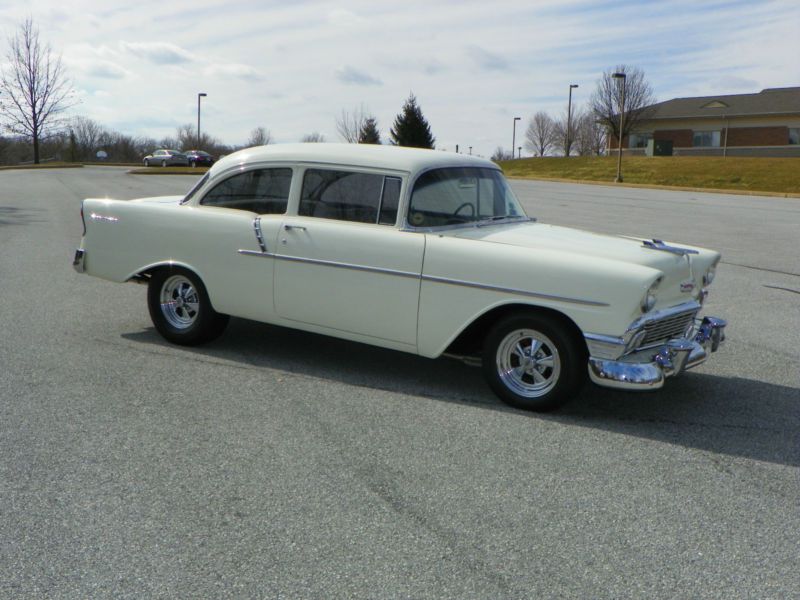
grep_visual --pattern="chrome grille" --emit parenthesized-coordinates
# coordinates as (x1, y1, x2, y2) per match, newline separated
(642, 310, 697, 344)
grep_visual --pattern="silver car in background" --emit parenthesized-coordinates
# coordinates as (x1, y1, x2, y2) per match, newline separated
(143, 149, 189, 167)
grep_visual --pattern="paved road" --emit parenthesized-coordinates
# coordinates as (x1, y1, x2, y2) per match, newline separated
(1, 167, 798, 598)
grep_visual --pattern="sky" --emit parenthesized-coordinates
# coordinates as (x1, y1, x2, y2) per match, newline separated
(1, 0, 798, 157)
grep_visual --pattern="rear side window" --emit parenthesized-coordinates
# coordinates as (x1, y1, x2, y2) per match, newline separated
(299, 169, 401, 225)
(200, 168, 292, 214)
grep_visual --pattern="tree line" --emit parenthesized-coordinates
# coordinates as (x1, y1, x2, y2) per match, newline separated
(494, 65, 655, 160)
(1, 16, 654, 165)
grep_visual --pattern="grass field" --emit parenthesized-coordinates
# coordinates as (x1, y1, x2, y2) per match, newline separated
(128, 166, 209, 175)
(497, 156, 800, 196)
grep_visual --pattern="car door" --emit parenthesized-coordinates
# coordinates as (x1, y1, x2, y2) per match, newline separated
(274, 169, 424, 348)
(188, 167, 293, 322)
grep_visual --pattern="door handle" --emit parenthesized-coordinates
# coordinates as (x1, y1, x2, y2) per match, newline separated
(284, 224, 307, 231)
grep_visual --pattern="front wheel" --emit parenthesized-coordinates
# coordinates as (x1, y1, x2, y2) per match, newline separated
(147, 268, 229, 345)
(482, 312, 587, 411)
(161, 159, 167, 167)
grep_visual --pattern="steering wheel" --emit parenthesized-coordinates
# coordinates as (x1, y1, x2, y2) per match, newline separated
(452, 202, 475, 219)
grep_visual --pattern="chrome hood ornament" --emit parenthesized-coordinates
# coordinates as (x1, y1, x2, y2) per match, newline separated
(642, 239, 699, 256)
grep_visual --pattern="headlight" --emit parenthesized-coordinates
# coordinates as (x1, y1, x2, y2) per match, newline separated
(641, 278, 660, 313)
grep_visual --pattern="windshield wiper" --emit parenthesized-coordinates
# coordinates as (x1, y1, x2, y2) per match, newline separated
(476, 215, 530, 227)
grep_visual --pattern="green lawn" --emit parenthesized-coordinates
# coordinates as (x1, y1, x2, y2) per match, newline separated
(497, 156, 800, 195)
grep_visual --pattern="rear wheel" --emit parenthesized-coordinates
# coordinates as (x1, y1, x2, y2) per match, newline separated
(482, 312, 586, 411)
(147, 267, 228, 345)
(161, 159, 167, 167)
(144, 159, 150, 167)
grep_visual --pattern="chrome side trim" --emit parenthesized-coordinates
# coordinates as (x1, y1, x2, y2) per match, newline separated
(275, 255, 421, 279)
(253, 217, 267, 252)
(422, 275, 609, 307)
(238, 249, 275, 258)
(239, 251, 608, 307)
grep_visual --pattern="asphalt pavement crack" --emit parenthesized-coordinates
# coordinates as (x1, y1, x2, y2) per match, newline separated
(763, 284, 800, 295)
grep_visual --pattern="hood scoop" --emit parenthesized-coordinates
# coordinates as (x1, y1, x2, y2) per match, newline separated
(643, 239, 699, 256)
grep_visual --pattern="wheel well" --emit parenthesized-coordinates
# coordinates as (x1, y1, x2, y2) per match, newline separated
(444, 304, 587, 358)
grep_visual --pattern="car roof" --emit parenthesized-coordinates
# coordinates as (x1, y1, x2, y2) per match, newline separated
(209, 143, 498, 176)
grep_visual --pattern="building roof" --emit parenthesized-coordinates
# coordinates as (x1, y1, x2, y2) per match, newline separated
(211, 143, 496, 177)
(643, 87, 800, 120)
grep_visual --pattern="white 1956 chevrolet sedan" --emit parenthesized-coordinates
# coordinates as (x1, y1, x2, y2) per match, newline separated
(74, 143, 726, 411)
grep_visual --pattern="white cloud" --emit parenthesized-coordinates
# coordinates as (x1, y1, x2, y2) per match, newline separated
(12, 0, 797, 156)
(119, 41, 193, 65)
(85, 60, 129, 80)
(335, 66, 382, 86)
(203, 63, 261, 80)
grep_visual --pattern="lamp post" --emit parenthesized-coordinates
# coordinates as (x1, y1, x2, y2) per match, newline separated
(566, 83, 578, 157)
(518, 146, 522, 159)
(612, 73, 626, 182)
(512, 117, 521, 160)
(197, 92, 207, 149)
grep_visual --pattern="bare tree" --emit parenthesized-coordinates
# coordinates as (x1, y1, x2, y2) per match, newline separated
(589, 65, 655, 149)
(336, 104, 369, 143)
(491, 146, 513, 161)
(574, 110, 607, 156)
(70, 116, 107, 161)
(301, 132, 325, 143)
(524, 111, 556, 157)
(247, 126, 272, 147)
(0, 18, 75, 163)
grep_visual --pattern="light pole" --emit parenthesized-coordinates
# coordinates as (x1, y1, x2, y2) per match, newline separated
(518, 146, 522, 159)
(197, 92, 207, 149)
(612, 73, 626, 182)
(566, 84, 578, 157)
(512, 117, 521, 160)
(469, 146, 472, 155)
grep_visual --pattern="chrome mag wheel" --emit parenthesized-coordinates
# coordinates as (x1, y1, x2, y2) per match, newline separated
(159, 275, 200, 329)
(495, 328, 562, 398)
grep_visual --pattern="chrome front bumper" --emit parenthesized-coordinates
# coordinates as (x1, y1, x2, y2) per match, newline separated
(588, 316, 726, 391)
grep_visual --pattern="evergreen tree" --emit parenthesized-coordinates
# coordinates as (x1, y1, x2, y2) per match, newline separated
(389, 94, 435, 148)
(358, 117, 381, 144)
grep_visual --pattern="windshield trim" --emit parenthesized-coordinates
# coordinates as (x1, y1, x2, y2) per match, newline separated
(403, 166, 529, 231)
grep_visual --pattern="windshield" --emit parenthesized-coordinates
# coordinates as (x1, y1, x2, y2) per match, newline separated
(408, 167, 527, 228)
(181, 173, 209, 204)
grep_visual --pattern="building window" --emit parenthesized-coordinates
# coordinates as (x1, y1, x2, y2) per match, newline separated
(693, 131, 721, 147)
(628, 133, 652, 148)
(789, 128, 799, 145)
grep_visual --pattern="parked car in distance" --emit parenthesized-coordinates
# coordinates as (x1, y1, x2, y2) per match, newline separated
(143, 149, 189, 167)
(185, 150, 214, 167)
(74, 143, 726, 411)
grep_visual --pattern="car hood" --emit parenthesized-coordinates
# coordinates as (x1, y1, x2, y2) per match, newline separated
(444, 221, 720, 305)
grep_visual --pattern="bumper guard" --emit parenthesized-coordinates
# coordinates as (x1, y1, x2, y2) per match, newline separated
(588, 316, 726, 391)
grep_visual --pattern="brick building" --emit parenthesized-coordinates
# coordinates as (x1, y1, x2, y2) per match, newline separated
(613, 87, 800, 157)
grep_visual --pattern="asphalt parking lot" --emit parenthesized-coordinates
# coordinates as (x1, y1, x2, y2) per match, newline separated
(1, 166, 798, 598)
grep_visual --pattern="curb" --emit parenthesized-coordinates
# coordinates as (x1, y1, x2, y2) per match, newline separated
(505, 175, 800, 199)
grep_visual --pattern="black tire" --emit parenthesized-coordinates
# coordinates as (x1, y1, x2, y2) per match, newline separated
(161, 159, 167, 167)
(144, 159, 150, 167)
(147, 267, 229, 345)
(482, 312, 587, 411)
